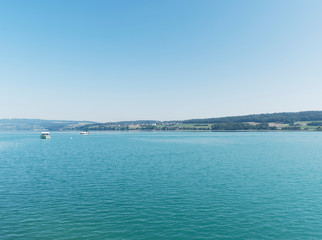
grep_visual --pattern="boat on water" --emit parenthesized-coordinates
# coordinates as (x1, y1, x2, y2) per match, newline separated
(40, 132, 51, 139)
(80, 131, 89, 135)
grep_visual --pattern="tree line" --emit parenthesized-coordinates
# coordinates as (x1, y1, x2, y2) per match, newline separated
(210, 122, 276, 130)
(183, 111, 322, 124)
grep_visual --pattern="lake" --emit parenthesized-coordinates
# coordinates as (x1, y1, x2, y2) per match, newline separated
(1, 132, 322, 239)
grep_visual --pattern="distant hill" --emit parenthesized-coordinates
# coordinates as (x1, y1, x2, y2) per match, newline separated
(101, 120, 161, 125)
(3, 111, 322, 131)
(182, 111, 322, 124)
(76, 111, 322, 131)
(0, 119, 96, 131)
(77, 120, 161, 131)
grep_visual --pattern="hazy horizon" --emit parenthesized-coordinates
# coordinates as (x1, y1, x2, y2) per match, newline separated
(1, 0, 322, 122)
(2, 109, 322, 124)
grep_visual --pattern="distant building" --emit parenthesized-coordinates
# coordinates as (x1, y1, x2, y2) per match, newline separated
(129, 124, 141, 129)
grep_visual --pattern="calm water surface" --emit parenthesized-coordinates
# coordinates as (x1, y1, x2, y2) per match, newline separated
(1, 132, 322, 239)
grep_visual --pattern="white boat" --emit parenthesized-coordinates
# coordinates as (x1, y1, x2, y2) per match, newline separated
(40, 132, 51, 139)
(80, 131, 89, 135)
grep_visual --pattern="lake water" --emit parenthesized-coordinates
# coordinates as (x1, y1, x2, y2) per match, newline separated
(1, 132, 322, 239)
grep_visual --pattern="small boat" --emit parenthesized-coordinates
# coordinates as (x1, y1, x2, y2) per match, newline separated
(80, 131, 89, 135)
(40, 132, 51, 139)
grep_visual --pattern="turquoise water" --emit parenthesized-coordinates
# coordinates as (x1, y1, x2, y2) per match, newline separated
(1, 132, 322, 239)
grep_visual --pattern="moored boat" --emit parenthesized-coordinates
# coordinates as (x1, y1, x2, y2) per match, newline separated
(40, 132, 51, 139)
(80, 131, 89, 135)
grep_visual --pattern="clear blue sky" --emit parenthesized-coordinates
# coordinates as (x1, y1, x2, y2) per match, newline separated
(1, 0, 321, 122)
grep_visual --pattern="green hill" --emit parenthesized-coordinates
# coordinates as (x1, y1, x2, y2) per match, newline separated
(182, 111, 322, 124)
(3, 111, 322, 131)
(0, 119, 96, 131)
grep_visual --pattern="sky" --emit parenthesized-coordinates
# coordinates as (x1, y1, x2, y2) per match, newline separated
(0, 0, 322, 122)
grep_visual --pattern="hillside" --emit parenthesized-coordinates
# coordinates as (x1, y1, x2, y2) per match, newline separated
(0, 119, 96, 131)
(3, 111, 322, 131)
(77, 111, 322, 131)
(182, 111, 322, 124)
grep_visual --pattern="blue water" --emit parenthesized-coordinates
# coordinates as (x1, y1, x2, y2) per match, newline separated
(1, 132, 322, 239)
